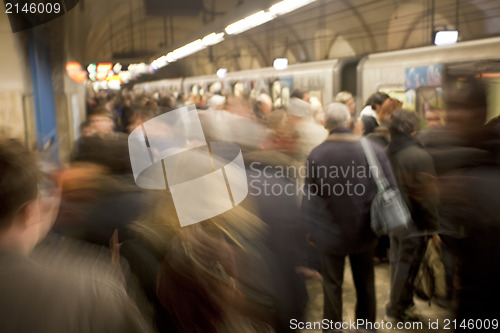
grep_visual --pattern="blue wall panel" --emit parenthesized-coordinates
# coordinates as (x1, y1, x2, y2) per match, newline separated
(28, 30, 59, 162)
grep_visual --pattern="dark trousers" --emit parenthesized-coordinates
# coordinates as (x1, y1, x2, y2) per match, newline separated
(321, 247, 376, 329)
(440, 234, 459, 301)
(374, 235, 390, 260)
(386, 225, 428, 317)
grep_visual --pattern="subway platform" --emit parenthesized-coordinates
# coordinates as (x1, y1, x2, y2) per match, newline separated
(302, 262, 452, 333)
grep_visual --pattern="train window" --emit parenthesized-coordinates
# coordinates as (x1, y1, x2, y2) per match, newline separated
(309, 90, 323, 107)
(272, 81, 282, 108)
(233, 82, 244, 97)
(209, 82, 222, 94)
(281, 86, 290, 107)
(190, 84, 199, 97)
(415, 86, 445, 128)
(251, 78, 270, 97)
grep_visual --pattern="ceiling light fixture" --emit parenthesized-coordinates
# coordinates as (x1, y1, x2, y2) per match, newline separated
(273, 58, 288, 70)
(202, 32, 225, 46)
(225, 10, 274, 35)
(269, 0, 316, 16)
(171, 39, 205, 60)
(434, 30, 459, 46)
(216, 68, 228, 78)
(150, 0, 316, 69)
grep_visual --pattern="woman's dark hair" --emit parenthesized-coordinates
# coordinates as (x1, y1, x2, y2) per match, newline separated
(369, 92, 390, 110)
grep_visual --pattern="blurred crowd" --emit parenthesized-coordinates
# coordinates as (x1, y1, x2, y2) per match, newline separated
(0, 76, 499, 333)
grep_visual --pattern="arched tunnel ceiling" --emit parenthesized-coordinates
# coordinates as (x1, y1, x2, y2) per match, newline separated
(58, 0, 500, 76)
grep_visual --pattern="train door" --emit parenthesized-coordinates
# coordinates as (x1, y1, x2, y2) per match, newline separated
(339, 59, 359, 96)
(28, 30, 59, 163)
(336, 57, 360, 111)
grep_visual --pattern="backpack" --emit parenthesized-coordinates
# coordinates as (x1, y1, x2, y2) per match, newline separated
(414, 239, 447, 302)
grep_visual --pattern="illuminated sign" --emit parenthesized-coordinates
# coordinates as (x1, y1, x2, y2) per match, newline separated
(96, 63, 113, 81)
(65, 61, 86, 83)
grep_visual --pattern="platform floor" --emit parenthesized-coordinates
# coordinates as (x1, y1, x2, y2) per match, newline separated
(302, 262, 452, 332)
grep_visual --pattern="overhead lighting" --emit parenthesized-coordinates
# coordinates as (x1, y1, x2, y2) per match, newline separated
(202, 32, 225, 46)
(128, 63, 145, 71)
(171, 39, 204, 60)
(269, 0, 316, 16)
(119, 71, 132, 83)
(66, 61, 87, 84)
(149, 0, 316, 69)
(107, 78, 121, 90)
(273, 58, 288, 70)
(96, 63, 113, 81)
(216, 68, 228, 79)
(87, 63, 97, 81)
(225, 10, 274, 35)
(128, 63, 150, 76)
(434, 30, 459, 46)
(151, 55, 168, 69)
(166, 52, 176, 63)
(87, 63, 96, 73)
(113, 63, 122, 73)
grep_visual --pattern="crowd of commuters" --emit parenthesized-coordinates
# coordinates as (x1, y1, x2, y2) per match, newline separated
(0, 75, 499, 333)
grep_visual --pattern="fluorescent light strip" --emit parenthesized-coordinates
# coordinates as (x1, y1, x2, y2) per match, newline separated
(172, 39, 205, 60)
(270, 0, 316, 16)
(152, 55, 168, 69)
(166, 52, 176, 62)
(225, 10, 275, 35)
(151, 0, 317, 69)
(202, 32, 225, 46)
(153, 33, 224, 68)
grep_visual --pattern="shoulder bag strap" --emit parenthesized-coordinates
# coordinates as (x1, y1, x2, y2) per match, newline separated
(360, 137, 390, 192)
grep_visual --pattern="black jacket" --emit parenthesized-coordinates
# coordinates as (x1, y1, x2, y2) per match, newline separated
(304, 132, 397, 255)
(387, 134, 439, 231)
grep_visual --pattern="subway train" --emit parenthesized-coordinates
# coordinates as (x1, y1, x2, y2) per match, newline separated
(134, 36, 500, 120)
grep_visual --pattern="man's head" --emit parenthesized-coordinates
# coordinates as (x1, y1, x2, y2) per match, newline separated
(445, 78, 487, 139)
(389, 109, 419, 136)
(0, 138, 52, 253)
(324, 103, 351, 131)
(80, 120, 97, 138)
(424, 108, 445, 128)
(0, 139, 39, 231)
(88, 107, 114, 136)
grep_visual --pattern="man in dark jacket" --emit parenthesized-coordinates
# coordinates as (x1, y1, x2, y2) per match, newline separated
(422, 78, 500, 327)
(303, 103, 397, 331)
(385, 109, 439, 322)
